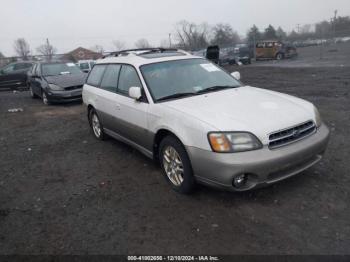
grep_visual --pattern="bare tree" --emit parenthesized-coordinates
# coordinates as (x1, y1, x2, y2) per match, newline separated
(13, 38, 30, 60)
(174, 20, 210, 50)
(112, 40, 126, 51)
(0, 51, 5, 67)
(90, 45, 104, 54)
(134, 39, 151, 48)
(211, 23, 240, 47)
(36, 39, 57, 61)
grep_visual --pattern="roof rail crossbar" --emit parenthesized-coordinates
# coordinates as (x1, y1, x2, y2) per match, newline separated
(103, 48, 179, 58)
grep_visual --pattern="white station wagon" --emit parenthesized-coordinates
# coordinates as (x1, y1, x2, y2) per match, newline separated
(83, 48, 330, 194)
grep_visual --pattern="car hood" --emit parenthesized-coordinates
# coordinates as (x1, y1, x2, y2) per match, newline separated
(44, 74, 86, 88)
(163, 86, 315, 144)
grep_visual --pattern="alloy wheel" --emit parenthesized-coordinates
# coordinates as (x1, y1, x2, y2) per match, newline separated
(91, 113, 102, 138)
(162, 146, 184, 186)
(42, 92, 49, 105)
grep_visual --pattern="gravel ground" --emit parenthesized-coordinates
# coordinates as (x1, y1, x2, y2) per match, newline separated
(0, 64, 349, 255)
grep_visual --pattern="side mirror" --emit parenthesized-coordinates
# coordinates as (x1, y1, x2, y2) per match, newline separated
(129, 86, 142, 100)
(231, 71, 241, 80)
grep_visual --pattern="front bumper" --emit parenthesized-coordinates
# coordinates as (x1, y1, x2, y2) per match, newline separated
(46, 89, 82, 103)
(186, 124, 330, 191)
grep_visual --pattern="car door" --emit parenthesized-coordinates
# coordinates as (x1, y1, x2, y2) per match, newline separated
(0, 63, 17, 89)
(27, 63, 36, 89)
(113, 64, 151, 151)
(30, 63, 41, 96)
(13, 63, 33, 85)
(92, 64, 121, 131)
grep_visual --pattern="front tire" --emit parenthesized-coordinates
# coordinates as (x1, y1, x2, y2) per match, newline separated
(42, 91, 50, 105)
(276, 53, 283, 60)
(159, 136, 195, 194)
(89, 109, 105, 140)
(29, 84, 38, 98)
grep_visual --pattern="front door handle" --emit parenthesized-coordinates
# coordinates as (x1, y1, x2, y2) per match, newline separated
(116, 103, 121, 110)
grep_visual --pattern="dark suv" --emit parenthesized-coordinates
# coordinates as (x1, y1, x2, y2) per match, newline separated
(0, 62, 33, 90)
(28, 62, 87, 105)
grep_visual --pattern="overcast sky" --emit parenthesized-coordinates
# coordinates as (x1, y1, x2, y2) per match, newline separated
(1, 0, 349, 56)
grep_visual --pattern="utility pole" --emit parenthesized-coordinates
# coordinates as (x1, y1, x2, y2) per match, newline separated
(296, 24, 301, 34)
(253, 32, 256, 60)
(333, 10, 338, 39)
(168, 33, 172, 48)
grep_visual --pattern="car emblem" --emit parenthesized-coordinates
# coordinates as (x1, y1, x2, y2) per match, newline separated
(292, 129, 301, 138)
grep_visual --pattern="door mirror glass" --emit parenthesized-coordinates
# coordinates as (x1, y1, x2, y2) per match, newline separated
(231, 71, 241, 80)
(129, 86, 142, 100)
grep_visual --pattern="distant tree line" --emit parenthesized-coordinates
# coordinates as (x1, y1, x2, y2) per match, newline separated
(2, 15, 350, 61)
(247, 15, 350, 43)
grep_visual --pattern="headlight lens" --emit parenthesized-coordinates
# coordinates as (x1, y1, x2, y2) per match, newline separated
(314, 106, 322, 127)
(48, 84, 64, 91)
(208, 132, 263, 153)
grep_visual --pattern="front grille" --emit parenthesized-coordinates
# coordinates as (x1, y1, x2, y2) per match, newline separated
(269, 121, 316, 149)
(65, 85, 83, 91)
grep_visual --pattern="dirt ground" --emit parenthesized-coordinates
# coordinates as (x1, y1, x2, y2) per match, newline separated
(1, 54, 350, 255)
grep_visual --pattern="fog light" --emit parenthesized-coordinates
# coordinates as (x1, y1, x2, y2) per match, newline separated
(233, 174, 247, 188)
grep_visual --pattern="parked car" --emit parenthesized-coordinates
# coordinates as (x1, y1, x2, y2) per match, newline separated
(28, 62, 87, 105)
(77, 60, 96, 73)
(206, 45, 220, 64)
(219, 45, 251, 65)
(0, 62, 33, 90)
(234, 44, 252, 64)
(256, 41, 297, 60)
(83, 48, 329, 194)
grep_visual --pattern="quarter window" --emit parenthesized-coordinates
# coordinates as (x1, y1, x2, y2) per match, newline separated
(118, 65, 142, 95)
(100, 64, 121, 92)
(87, 65, 106, 87)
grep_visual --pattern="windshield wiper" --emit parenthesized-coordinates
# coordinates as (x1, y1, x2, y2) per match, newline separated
(157, 92, 198, 102)
(196, 85, 237, 94)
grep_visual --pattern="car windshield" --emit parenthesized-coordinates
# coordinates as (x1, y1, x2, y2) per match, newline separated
(141, 58, 241, 102)
(42, 63, 82, 76)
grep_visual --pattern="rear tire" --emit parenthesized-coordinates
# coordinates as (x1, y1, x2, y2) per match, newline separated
(89, 109, 105, 140)
(159, 135, 195, 194)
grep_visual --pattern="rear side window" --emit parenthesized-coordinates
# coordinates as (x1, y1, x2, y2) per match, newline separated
(100, 64, 121, 92)
(118, 65, 142, 95)
(79, 63, 89, 70)
(87, 65, 106, 86)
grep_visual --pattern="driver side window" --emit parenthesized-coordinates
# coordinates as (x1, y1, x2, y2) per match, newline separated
(117, 65, 142, 96)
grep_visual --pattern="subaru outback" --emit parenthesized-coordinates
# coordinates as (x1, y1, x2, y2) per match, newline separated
(82, 48, 329, 194)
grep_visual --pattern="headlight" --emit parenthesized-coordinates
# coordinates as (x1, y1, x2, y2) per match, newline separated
(48, 84, 64, 91)
(208, 132, 263, 153)
(314, 106, 322, 127)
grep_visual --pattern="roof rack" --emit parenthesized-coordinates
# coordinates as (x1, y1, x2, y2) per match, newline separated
(103, 48, 180, 58)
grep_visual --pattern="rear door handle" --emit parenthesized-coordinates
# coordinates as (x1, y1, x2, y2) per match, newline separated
(116, 103, 121, 110)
